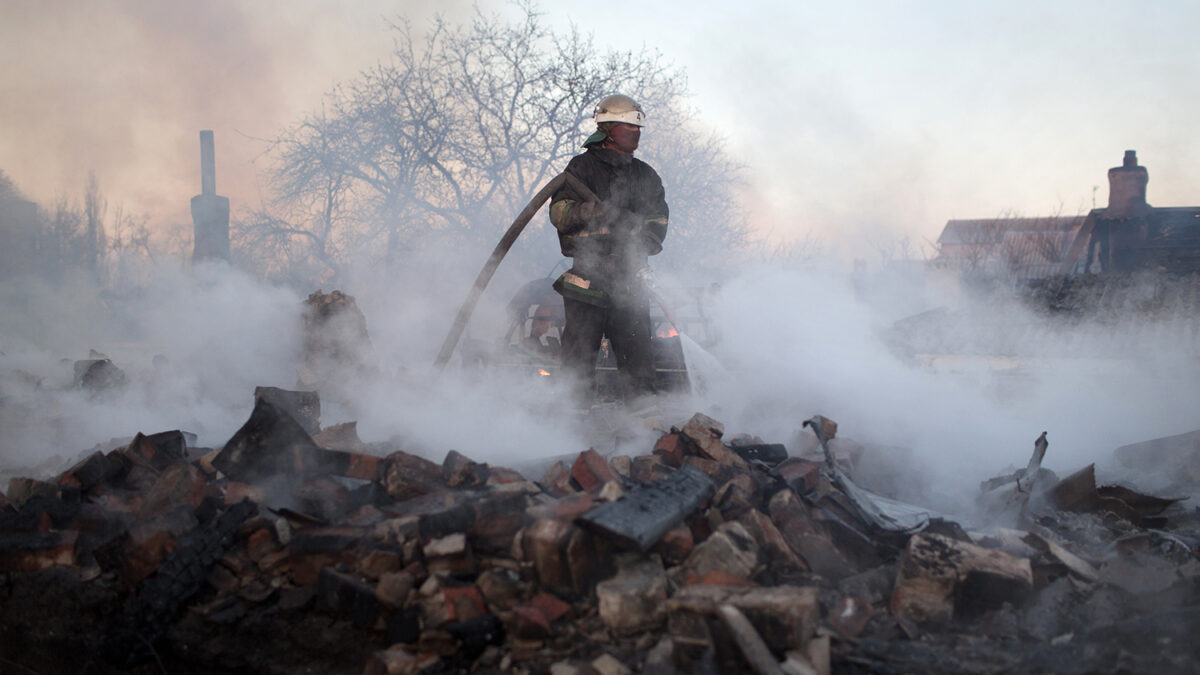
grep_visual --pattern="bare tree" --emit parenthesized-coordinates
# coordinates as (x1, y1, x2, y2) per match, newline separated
(251, 3, 748, 283)
(82, 171, 108, 278)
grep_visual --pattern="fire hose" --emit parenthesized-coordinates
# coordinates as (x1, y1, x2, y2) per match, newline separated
(434, 171, 599, 369)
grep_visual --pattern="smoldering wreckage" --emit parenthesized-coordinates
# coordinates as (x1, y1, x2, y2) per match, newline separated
(1, 289, 1199, 675)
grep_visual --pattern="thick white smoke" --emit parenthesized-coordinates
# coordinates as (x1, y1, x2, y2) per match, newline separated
(2, 248, 1198, 517)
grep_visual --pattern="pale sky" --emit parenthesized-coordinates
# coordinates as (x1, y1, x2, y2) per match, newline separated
(2, 0, 1198, 256)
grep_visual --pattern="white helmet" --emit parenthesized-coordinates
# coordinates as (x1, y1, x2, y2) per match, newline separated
(593, 94, 646, 127)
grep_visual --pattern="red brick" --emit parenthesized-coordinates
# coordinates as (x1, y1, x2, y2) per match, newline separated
(652, 433, 686, 468)
(737, 509, 806, 576)
(631, 456, 673, 484)
(596, 557, 669, 636)
(443, 585, 487, 622)
(530, 591, 571, 622)
(0, 530, 78, 572)
(654, 523, 695, 566)
(609, 455, 632, 480)
(139, 463, 207, 519)
(776, 458, 821, 494)
(540, 461, 577, 497)
(510, 605, 550, 639)
(224, 482, 266, 505)
(547, 494, 596, 521)
(571, 449, 618, 492)
(522, 518, 573, 592)
(245, 528, 280, 563)
(680, 413, 750, 470)
(312, 421, 366, 450)
(382, 450, 444, 501)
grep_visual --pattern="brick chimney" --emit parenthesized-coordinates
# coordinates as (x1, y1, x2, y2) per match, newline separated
(1105, 150, 1149, 218)
(190, 130, 231, 262)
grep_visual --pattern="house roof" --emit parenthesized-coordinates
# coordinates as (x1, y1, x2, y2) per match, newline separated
(937, 216, 1087, 246)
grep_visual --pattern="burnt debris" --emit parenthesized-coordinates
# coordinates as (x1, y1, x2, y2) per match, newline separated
(0, 400, 1198, 674)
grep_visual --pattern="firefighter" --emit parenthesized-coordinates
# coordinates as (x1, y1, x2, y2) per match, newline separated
(549, 94, 669, 400)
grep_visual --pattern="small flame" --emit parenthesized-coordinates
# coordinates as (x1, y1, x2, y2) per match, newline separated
(657, 327, 679, 338)
(538, 369, 551, 377)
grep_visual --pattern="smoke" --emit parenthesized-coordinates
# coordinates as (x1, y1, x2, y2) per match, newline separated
(3, 233, 1198, 522)
(0, 1, 469, 226)
(690, 262, 1200, 511)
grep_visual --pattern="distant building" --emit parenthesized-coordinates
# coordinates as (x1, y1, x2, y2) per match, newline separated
(933, 151, 1200, 279)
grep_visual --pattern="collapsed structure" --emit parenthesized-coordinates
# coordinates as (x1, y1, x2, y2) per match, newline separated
(1, 380, 1197, 674)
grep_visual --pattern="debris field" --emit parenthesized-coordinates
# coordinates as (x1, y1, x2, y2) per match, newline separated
(1, 384, 1199, 675)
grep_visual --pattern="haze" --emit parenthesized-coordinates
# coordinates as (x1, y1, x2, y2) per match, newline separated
(3, 0, 1198, 253)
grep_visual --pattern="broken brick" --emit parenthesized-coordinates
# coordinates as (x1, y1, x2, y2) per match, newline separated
(484, 466, 525, 485)
(510, 605, 551, 639)
(667, 584, 820, 666)
(654, 523, 695, 566)
(652, 433, 686, 468)
(6, 478, 59, 508)
(596, 556, 669, 635)
(609, 455, 632, 480)
(312, 420, 365, 450)
(775, 457, 821, 494)
(630, 455, 673, 485)
(123, 430, 188, 472)
(421, 577, 487, 627)
(443, 450, 490, 488)
(737, 508, 806, 576)
(359, 548, 403, 580)
(521, 517, 599, 597)
(423, 532, 473, 574)
(0, 530, 78, 572)
(540, 461, 577, 497)
(245, 527, 280, 563)
(223, 482, 266, 506)
(679, 520, 761, 583)
(891, 531, 1033, 624)
(530, 590, 572, 622)
(382, 450, 447, 502)
(254, 386, 321, 435)
(138, 462, 207, 519)
(680, 413, 750, 471)
(570, 448, 619, 492)
(364, 646, 438, 675)
(58, 451, 114, 491)
(376, 570, 415, 609)
(476, 568, 523, 610)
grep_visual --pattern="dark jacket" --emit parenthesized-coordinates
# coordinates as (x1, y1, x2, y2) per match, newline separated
(549, 147, 669, 293)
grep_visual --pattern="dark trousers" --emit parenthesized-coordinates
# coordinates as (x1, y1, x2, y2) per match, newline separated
(561, 295, 656, 398)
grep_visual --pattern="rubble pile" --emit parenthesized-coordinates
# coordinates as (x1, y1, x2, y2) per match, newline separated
(1, 394, 1199, 674)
